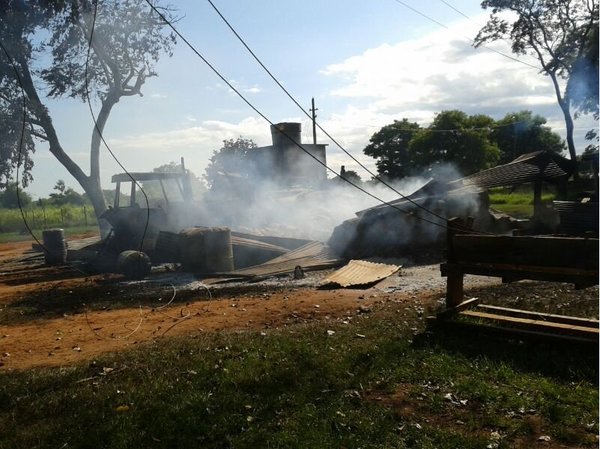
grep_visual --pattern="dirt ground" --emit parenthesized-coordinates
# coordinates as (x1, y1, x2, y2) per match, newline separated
(0, 234, 596, 372)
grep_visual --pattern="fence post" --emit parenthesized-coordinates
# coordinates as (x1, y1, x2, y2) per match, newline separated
(60, 208, 65, 226)
(445, 217, 465, 308)
(83, 206, 88, 226)
(42, 204, 47, 229)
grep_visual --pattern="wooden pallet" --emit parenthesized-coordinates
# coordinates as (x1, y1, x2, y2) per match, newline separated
(435, 299, 599, 344)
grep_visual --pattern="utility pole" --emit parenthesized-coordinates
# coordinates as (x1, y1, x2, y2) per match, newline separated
(310, 97, 318, 144)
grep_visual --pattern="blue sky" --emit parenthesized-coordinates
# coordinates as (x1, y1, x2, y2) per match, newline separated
(27, 0, 596, 198)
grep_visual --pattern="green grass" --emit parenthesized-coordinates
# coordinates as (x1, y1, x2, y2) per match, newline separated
(0, 204, 97, 234)
(488, 187, 556, 218)
(0, 308, 597, 449)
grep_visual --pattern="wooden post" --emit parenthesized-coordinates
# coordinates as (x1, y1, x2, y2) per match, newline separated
(83, 206, 88, 226)
(310, 97, 317, 145)
(445, 217, 465, 308)
(533, 179, 543, 220)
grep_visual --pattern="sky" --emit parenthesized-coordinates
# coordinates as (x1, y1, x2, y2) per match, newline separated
(24, 0, 597, 199)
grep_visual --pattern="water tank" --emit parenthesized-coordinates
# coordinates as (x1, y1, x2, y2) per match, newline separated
(179, 227, 234, 273)
(270, 122, 302, 149)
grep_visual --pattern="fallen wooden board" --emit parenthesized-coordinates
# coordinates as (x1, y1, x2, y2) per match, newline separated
(475, 304, 599, 328)
(439, 318, 599, 345)
(436, 297, 480, 319)
(460, 310, 599, 339)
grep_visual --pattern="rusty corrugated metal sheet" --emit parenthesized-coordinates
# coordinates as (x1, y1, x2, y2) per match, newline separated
(321, 260, 401, 288)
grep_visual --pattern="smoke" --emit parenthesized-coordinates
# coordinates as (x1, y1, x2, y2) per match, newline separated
(196, 148, 435, 242)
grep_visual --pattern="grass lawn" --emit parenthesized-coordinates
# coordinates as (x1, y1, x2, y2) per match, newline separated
(0, 306, 597, 449)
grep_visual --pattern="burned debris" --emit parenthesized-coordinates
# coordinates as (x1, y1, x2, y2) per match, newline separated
(38, 121, 597, 307)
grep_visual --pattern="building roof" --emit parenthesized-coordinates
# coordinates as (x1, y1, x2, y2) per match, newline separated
(449, 150, 574, 190)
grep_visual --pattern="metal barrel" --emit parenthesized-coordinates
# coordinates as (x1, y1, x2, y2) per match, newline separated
(179, 227, 234, 273)
(42, 229, 67, 265)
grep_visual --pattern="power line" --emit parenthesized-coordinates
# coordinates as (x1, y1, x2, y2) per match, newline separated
(205, 0, 464, 230)
(391, 0, 539, 70)
(145, 0, 483, 235)
(437, 0, 470, 20)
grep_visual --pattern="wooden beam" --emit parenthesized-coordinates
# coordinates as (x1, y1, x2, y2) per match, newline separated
(437, 297, 480, 319)
(476, 305, 599, 328)
(460, 310, 599, 339)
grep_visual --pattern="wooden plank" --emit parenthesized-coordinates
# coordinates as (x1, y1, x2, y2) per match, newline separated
(440, 319, 598, 345)
(452, 235, 598, 270)
(460, 310, 599, 338)
(441, 262, 598, 285)
(437, 297, 479, 319)
(476, 305, 599, 328)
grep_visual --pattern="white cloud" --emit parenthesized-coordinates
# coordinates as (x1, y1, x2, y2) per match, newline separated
(319, 15, 583, 145)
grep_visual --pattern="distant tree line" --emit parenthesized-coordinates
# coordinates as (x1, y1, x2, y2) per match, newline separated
(0, 179, 117, 209)
(363, 110, 566, 181)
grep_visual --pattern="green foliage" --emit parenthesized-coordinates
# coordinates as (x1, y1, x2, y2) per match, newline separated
(492, 111, 566, 164)
(363, 119, 421, 179)
(567, 21, 599, 119)
(48, 179, 86, 206)
(203, 137, 259, 190)
(408, 110, 500, 176)
(0, 0, 177, 214)
(0, 182, 32, 208)
(331, 166, 363, 186)
(474, 0, 599, 162)
(0, 204, 97, 233)
(363, 110, 568, 180)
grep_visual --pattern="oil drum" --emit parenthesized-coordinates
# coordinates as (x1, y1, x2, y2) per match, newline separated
(42, 228, 68, 265)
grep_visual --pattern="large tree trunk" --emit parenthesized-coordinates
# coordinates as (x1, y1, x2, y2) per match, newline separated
(548, 70, 579, 175)
(18, 55, 110, 230)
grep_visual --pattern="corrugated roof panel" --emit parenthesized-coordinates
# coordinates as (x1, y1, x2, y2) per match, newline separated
(321, 260, 401, 288)
(206, 242, 343, 281)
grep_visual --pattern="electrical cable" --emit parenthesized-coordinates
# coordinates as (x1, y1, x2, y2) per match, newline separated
(145, 0, 485, 235)
(206, 0, 461, 230)
(85, 1, 151, 254)
(391, 0, 539, 70)
(438, 0, 470, 20)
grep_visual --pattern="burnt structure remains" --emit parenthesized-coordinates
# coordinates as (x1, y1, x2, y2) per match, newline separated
(248, 122, 328, 188)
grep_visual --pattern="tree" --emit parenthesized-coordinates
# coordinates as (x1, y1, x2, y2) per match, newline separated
(203, 137, 259, 190)
(331, 165, 362, 186)
(492, 111, 566, 164)
(0, 1, 177, 223)
(49, 179, 86, 205)
(474, 0, 599, 167)
(363, 119, 421, 180)
(0, 182, 32, 208)
(408, 110, 500, 176)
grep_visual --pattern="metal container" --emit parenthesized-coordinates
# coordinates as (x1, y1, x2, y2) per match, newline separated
(179, 227, 234, 273)
(270, 122, 302, 149)
(117, 250, 152, 279)
(42, 228, 67, 265)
